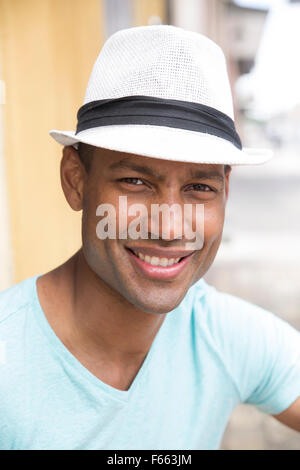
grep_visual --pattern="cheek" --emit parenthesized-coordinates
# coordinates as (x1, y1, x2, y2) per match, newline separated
(203, 204, 225, 242)
(82, 185, 119, 239)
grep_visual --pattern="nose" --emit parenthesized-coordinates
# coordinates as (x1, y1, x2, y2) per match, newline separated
(148, 189, 184, 242)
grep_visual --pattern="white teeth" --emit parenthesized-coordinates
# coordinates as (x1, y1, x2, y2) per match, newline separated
(135, 252, 181, 267)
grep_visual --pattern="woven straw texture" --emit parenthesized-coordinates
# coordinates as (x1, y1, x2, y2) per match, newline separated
(84, 25, 234, 119)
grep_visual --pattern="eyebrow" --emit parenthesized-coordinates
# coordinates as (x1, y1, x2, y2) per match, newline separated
(188, 170, 224, 183)
(109, 158, 224, 183)
(108, 159, 164, 180)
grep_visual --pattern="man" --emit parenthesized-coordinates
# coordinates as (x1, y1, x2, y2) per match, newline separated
(0, 25, 299, 450)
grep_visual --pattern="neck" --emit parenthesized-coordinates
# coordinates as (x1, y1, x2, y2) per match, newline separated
(37, 249, 167, 366)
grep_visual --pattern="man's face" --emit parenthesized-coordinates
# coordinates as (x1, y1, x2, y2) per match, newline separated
(63, 146, 231, 314)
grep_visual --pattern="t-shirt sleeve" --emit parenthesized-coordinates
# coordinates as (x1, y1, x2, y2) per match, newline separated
(202, 284, 300, 415)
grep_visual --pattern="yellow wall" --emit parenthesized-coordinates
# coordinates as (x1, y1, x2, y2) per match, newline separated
(133, 0, 167, 26)
(0, 0, 104, 283)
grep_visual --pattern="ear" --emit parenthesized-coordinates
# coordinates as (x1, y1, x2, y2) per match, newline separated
(60, 146, 86, 211)
(224, 166, 231, 202)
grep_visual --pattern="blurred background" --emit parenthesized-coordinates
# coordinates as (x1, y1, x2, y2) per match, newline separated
(0, 0, 299, 450)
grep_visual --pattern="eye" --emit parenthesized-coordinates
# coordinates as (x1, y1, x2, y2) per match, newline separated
(119, 177, 144, 185)
(185, 183, 214, 192)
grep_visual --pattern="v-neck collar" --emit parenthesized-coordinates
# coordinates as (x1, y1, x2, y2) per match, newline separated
(31, 274, 171, 404)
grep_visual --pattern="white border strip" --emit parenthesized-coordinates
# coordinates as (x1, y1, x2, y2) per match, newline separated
(0, 73, 14, 290)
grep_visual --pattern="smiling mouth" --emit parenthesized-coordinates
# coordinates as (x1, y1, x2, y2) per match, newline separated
(126, 248, 192, 267)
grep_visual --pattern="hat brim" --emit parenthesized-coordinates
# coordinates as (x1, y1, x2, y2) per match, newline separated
(49, 125, 273, 166)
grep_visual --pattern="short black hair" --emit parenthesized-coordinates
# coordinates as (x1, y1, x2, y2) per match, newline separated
(77, 142, 94, 172)
(77, 143, 232, 175)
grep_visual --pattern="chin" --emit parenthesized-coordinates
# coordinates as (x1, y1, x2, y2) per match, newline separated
(132, 300, 183, 315)
(123, 284, 190, 315)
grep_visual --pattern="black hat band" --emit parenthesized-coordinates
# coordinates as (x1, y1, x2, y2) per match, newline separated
(76, 95, 242, 150)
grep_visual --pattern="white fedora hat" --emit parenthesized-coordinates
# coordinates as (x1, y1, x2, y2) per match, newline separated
(50, 25, 273, 166)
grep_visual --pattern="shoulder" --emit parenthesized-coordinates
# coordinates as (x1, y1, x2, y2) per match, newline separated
(189, 278, 300, 412)
(0, 276, 42, 422)
(190, 277, 300, 350)
(0, 275, 39, 326)
(190, 277, 288, 329)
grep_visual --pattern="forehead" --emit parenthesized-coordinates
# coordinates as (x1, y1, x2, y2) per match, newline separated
(92, 147, 225, 179)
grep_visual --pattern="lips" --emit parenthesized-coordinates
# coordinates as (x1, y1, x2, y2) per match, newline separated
(126, 246, 195, 280)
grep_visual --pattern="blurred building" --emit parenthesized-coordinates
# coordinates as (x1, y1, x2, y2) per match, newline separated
(221, 1, 268, 75)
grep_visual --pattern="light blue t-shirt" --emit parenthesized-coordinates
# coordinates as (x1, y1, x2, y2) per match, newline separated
(0, 274, 299, 450)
